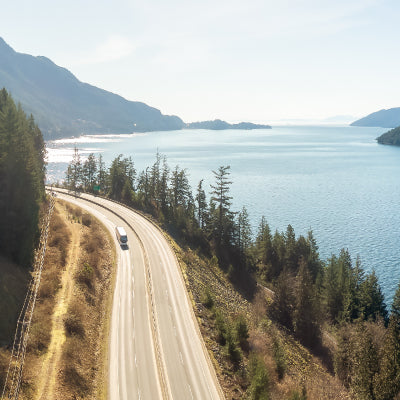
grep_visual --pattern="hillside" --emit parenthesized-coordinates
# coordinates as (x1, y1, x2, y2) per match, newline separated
(377, 126, 400, 146)
(0, 38, 184, 139)
(351, 107, 400, 128)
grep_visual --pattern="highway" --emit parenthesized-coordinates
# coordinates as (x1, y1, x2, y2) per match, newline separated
(54, 189, 223, 400)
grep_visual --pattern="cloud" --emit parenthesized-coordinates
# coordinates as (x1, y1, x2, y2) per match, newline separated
(76, 35, 135, 65)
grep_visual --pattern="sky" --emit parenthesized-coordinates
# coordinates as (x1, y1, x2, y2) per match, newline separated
(1, 0, 400, 124)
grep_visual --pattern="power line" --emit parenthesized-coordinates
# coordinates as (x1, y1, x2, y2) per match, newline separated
(1, 192, 55, 400)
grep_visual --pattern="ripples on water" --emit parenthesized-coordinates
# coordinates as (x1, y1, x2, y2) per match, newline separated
(46, 126, 400, 304)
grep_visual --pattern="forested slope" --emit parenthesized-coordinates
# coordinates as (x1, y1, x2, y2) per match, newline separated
(376, 126, 400, 146)
(0, 88, 46, 343)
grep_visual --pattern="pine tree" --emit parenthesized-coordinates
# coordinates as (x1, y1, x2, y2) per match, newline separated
(82, 153, 97, 192)
(285, 224, 298, 272)
(351, 323, 379, 400)
(359, 270, 387, 322)
(237, 206, 252, 256)
(306, 230, 322, 282)
(97, 154, 107, 192)
(373, 317, 400, 400)
(293, 259, 321, 348)
(196, 179, 208, 230)
(391, 280, 400, 328)
(270, 271, 294, 330)
(210, 165, 234, 246)
(0, 89, 46, 265)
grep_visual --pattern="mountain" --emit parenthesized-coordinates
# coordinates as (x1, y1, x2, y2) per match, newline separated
(186, 119, 271, 130)
(376, 126, 400, 146)
(0, 38, 184, 139)
(351, 108, 400, 128)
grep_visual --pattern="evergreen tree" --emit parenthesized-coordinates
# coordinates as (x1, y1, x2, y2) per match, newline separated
(285, 224, 297, 272)
(108, 155, 135, 201)
(305, 230, 322, 282)
(196, 179, 208, 230)
(82, 153, 97, 192)
(65, 147, 82, 191)
(0, 89, 46, 265)
(359, 270, 387, 322)
(97, 154, 107, 192)
(391, 280, 400, 327)
(270, 271, 294, 330)
(237, 206, 252, 256)
(254, 217, 275, 281)
(351, 324, 379, 400)
(373, 317, 400, 400)
(159, 156, 170, 215)
(334, 325, 353, 388)
(293, 259, 321, 348)
(210, 165, 235, 246)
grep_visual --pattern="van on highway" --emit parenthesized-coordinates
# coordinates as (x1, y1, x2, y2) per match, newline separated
(115, 226, 128, 248)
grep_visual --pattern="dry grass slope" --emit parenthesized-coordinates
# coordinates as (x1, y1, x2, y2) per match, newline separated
(0, 200, 115, 400)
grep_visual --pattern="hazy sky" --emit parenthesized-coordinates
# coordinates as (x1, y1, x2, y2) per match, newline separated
(2, 0, 399, 123)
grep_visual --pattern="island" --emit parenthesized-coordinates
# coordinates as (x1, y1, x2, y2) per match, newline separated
(186, 119, 271, 130)
(377, 126, 400, 146)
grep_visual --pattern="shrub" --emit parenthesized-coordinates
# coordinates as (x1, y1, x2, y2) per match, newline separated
(225, 325, 242, 364)
(81, 213, 92, 227)
(214, 309, 227, 345)
(247, 353, 269, 400)
(201, 287, 214, 309)
(63, 366, 89, 396)
(272, 337, 286, 380)
(235, 314, 249, 349)
(77, 262, 94, 289)
(64, 313, 85, 337)
(288, 387, 307, 400)
(28, 321, 51, 353)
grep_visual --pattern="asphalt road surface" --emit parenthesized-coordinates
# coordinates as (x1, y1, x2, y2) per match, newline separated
(54, 189, 223, 400)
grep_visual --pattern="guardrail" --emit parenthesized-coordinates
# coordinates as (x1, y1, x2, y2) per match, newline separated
(1, 192, 55, 400)
(51, 188, 172, 399)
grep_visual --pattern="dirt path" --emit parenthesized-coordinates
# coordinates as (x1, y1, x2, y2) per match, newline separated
(35, 203, 82, 400)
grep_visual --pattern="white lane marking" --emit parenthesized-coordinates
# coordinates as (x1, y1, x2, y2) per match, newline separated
(58, 192, 220, 399)
(188, 383, 194, 400)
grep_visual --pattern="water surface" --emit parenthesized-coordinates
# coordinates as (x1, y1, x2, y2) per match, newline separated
(46, 126, 400, 304)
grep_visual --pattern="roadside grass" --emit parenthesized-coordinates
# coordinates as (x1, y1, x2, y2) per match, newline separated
(0, 200, 115, 400)
(58, 204, 114, 400)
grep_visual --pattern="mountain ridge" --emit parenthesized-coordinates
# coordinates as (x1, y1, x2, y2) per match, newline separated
(0, 37, 184, 139)
(351, 107, 400, 128)
(0, 38, 271, 139)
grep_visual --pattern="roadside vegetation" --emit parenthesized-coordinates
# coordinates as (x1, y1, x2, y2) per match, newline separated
(0, 201, 115, 399)
(0, 87, 46, 342)
(62, 149, 400, 399)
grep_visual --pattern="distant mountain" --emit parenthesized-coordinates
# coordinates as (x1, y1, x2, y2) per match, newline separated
(0, 38, 184, 139)
(351, 108, 400, 128)
(186, 119, 271, 130)
(376, 126, 400, 146)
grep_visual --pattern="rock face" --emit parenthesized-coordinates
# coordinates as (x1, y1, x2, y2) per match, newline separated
(351, 108, 400, 128)
(376, 126, 400, 146)
(0, 37, 184, 139)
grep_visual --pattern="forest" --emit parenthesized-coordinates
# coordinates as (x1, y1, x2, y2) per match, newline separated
(64, 149, 400, 399)
(0, 88, 46, 266)
(0, 88, 46, 345)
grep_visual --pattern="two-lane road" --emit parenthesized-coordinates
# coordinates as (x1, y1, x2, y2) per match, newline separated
(54, 189, 223, 400)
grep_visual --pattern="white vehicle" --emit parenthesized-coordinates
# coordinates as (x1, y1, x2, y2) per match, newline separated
(115, 226, 128, 247)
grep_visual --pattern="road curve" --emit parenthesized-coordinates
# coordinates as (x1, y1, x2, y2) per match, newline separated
(53, 189, 223, 400)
